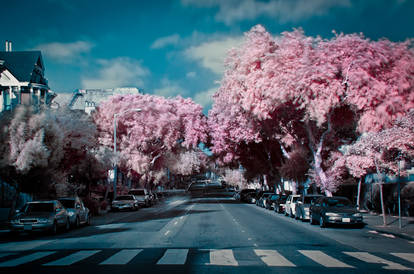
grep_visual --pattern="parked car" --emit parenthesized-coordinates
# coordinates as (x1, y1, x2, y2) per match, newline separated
(128, 189, 151, 207)
(295, 194, 324, 221)
(245, 192, 258, 204)
(265, 194, 280, 210)
(274, 195, 288, 213)
(58, 197, 91, 228)
(257, 192, 273, 208)
(111, 195, 139, 211)
(239, 189, 257, 203)
(285, 194, 302, 217)
(309, 196, 364, 227)
(9, 200, 70, 235)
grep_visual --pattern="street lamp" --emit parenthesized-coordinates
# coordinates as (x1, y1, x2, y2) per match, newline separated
(113, 108, 141, 200)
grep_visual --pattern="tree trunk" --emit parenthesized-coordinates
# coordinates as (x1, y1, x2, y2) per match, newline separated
(379, 183, 387, 226)
(356, 177, 362, 210)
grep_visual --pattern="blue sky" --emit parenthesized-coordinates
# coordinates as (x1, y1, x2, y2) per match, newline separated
(1, 0, 413, 112)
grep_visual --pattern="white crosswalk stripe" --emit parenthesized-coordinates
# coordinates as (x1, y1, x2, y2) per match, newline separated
(157, 249, 189, 265)
(208, 249, 238, 266)
(254, 250, 295, 267)
(43, 250, 100, 266)
(0, 251, 55, 267)
(391, 253, 414, 263)
(299, 250, 354, 268)
(100, 249, 143, 265)
(0, 248, 412, 270)
(344, 252, 412, 271)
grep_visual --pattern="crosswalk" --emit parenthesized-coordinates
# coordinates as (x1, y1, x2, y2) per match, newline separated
(0, 248, 412, 270)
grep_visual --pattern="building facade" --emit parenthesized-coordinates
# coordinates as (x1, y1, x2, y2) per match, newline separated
(0, 44, 54, 112)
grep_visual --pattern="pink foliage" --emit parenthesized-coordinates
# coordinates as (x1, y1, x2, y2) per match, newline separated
(345, 110, 414, 178)
(93, 94, 208, 179)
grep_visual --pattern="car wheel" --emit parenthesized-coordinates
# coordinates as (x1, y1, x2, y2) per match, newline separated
(290, 210, 294, 218)
(51, 221, 58, 235)
(65, 218, 71, 231)
(86, 214, 91, 226)
(320, 216, 326, 228)
(75, 216, 80, 228)
(310, 213, 316, 225)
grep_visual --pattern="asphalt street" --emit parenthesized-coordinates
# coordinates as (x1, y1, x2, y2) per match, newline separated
(0, 196, 413, 274)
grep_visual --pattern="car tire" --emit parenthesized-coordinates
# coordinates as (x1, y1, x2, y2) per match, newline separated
(320, 216, 326, 228)
(65, 218, 71, 231)
(75, 216, 80, 228)
(86, 214, 91, 226)
(310, 213, 316, 225)
(290, 210, 294, 218)
(51, 221, 58, 235)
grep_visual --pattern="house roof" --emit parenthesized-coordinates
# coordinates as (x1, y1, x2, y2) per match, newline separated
(0, 51, 44, 82)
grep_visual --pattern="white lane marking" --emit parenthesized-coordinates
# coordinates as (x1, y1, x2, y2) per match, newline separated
(410, 241, 414, 244)
(0, 240, 52, 252)
(169, 200, 185, 206)
(208, 249, 238, 266)
(95, 223, 125, 230)
(299, 250, 354, 268)
(344, 252, 411, 271)
(164, 230, 170, 236)
(380, 233, 396, 239)
(368, 230, 379, 234)
(242, 230, 245, 233)
(100, 249, 142, 265)
(0, 251, 55, 267)
(254, 250, 295, 267)
(391, 253, 414, 263)
(174, 221, 178, 225)
(44, 250, 100, 266)
(248, 238, 252, 241)
(254, 244, 258, 247)
(157, 249, 189, 265)
(180, 216, 184, 220)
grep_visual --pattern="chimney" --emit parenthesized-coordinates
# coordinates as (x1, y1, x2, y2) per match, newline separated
(5, 40, 8, 52)
(9, 41, 12, 52)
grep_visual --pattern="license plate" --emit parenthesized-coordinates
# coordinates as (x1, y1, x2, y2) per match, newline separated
(24, 224, 32, 230)
(342, 218, 351, 223)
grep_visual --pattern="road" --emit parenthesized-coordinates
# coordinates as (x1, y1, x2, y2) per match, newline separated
(0, 196, 413, 273)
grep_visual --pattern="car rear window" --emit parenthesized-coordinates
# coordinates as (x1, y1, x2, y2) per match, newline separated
(117, 195, 134, 200)
(303, 196, 320, 204)
(58, 199, 75, 208)
(270, 195, 279, 200)
(26, 203, 54, 212)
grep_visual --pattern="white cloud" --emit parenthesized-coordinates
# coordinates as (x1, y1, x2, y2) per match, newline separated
(193, 87, 217, 109)
(154, 78, 189, 97)
(35, 41, 93, 62)
(186, 71, 197, 78)
(151, 34, 180, 49)
(185, 36, 243, 74)
(81, 57, 149, 89)
(181, 0, 351, 25)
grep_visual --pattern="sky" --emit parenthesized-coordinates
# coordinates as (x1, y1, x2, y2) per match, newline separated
(1, 0, 413, 112)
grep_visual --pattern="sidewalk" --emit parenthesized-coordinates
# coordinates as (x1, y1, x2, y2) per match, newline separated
(362, 211, 414, 241)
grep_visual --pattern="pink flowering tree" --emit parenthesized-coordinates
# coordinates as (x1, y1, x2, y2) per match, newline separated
(212, 25, 414, 195)
(0, 106, 112, 213)
(93, 94, 208, 188)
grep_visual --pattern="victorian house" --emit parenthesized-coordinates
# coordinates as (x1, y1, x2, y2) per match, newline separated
(0, 41, 55, 113)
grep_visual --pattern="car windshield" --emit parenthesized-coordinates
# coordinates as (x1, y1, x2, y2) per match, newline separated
(25, 203, 54, 213)
(270, 195, 279, 200)
(326, 198, 352, 207)
(130, 190, 145, 195)
(116, 195, 134, 200)
(58, 199, 75, 208)
(303, 196, 320, 204)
